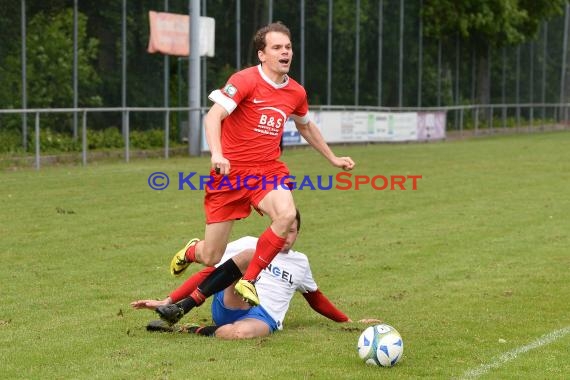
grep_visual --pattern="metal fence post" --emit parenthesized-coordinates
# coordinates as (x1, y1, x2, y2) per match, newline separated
(34, 112, 40, 170)
(125, 110, 130, 163)
(417, 0, 422, 107)
(529, 42, 534, 132)
(188, 0, 201, 157)
(474, 106, 479, 136)
(73, 0, 78, 141)
(165, 109, 170, 159)
(327, 0, 333, 105)
(21, 0, 28, 151)
(398, 0, 404, 107)
(354, 0, 360, 106)
(82, 111, 87, 166)
(502, 47, 507, 131)
(542, 23, 548, 131)
(459, 107, 464, 137)
(516, 45, 521, 130)
(378, 0, 384, 107)
(559, 4, 569, 123)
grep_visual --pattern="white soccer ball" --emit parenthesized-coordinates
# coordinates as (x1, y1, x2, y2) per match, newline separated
(357, 324, 404, 367)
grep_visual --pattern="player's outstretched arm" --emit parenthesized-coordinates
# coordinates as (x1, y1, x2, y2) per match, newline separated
(295, 120, 355, 170)
(130, 266, 216, 311)
(300, 291, 382, 324)
(130, 297, 172, 310)
(302, 289, 350, 322)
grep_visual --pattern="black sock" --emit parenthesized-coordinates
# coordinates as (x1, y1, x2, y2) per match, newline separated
(177, 297, 198, 313)
(177, 258, 243, 314)
(198, 258, 243, 297)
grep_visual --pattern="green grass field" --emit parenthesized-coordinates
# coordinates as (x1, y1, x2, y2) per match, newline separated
(1, 132, 569, 379)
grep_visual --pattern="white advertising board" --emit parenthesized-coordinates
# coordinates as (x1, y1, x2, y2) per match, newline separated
(201, 110, 446, 151)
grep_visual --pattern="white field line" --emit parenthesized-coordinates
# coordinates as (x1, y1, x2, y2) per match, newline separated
(458, 326, 570, 380)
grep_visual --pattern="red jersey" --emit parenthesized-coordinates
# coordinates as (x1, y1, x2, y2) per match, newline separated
(208, 65, 309, 164)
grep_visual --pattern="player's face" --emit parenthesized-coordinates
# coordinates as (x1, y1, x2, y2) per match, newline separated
(280, 220, 299, 253)
(258, 31, 293, 82)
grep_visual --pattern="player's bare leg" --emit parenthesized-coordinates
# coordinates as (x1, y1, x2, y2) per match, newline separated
(189, 288, 270, 339)
(199, 221, 235, 265)
(215, 319, 271, 339)
(170, 220, 234, 276)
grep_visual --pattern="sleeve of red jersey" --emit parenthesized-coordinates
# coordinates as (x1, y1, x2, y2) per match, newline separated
(302, 289, 350, 322)
(209, 70, 254, 114)
(291, 89, 310, 124)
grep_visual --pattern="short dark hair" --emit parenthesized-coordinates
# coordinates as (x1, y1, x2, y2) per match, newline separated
(295, 208, 301, 232)
(253, 22, 292, 53)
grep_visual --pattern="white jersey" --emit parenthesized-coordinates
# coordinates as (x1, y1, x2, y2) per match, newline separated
(218, 236, 318, 330)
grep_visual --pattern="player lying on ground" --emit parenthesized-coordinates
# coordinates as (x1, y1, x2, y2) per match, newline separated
(132, 213, 378, 339)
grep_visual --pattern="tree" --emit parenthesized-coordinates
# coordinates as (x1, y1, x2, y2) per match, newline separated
(0, 8, 100, 110)
(26, 9, 101, 109)
(421, 0, 567, 106)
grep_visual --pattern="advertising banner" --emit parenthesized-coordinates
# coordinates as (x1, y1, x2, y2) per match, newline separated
(202, 110, 446, 150)
(148, 11, 215, 57)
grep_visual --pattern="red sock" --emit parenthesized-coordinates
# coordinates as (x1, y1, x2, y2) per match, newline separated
(189, 289, 206, 306)
(242, 227, 286, 281)
(184, 244, 197, 262)
(169, 266, 215, 302)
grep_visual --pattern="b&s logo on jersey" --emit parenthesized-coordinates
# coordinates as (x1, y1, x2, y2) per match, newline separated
(223, 83, 237, 98)
(254, 107, 286, 137)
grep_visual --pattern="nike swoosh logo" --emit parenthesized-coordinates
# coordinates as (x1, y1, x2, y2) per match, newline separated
(253, 98, 266, 104)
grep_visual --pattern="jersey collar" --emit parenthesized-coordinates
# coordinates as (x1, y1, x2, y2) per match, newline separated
(257, 64, 289, 89)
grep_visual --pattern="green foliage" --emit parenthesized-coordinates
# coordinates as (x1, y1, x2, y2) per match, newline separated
(0, 1, 568, 112)
(0, 8, 101, 109)
(0, 130, 23, 153)
(26, 9, 101, 108)
(130, 129, 165, 149)
(422, 0, 566, 48)
(31, 128, 81, 152)
(421, 0, 567, 108)
(0, 127, 175, 153)
(86, 127, 124, 150)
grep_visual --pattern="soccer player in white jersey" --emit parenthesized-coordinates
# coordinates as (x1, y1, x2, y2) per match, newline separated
(132, 211, 379, 339)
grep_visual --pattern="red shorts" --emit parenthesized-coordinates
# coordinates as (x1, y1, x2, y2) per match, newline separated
(204, 161, 292, 224)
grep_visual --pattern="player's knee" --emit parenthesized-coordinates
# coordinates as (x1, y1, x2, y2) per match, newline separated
(233, 249, 254, 272)
(277, 207, 296, 226)
(201, 254, 222, 267)
(200, 245, 225, 266)
(233, 327, 255, 339)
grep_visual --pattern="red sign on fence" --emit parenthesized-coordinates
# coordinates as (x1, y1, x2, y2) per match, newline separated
(147, 11, 215, 57)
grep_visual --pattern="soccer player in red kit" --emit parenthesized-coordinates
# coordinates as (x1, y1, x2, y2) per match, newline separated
(167, 22, 354, 316)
